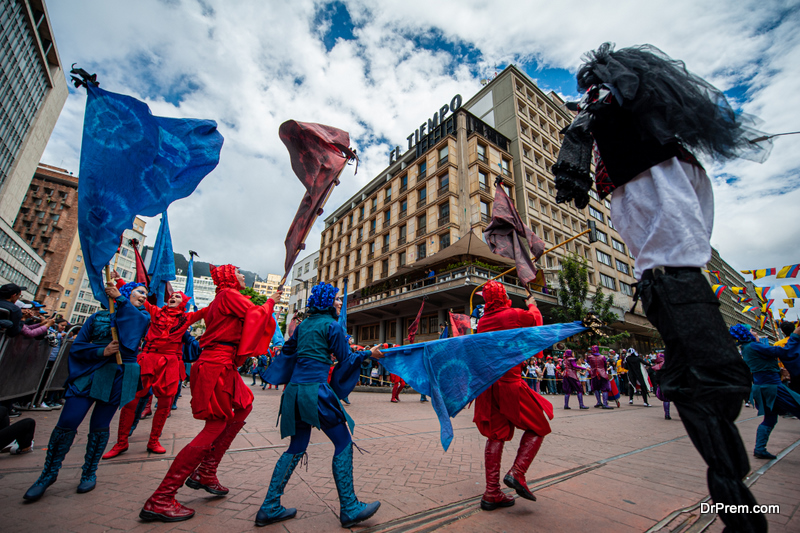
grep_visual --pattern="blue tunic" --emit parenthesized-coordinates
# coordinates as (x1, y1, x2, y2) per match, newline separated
(740, 334, 800, 416)
(265, 306, 372, 438)
(66, 296, 150, 407)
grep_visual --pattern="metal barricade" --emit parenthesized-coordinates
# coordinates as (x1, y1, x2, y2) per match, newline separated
(32, 329, 77, 407)
(0, 334, 53, 402)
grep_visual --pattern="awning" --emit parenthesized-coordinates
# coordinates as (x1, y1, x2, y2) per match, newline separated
(396, 229, 514, 276)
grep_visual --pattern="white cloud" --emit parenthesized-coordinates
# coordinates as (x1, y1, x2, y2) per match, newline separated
(44, 0, 800, 316)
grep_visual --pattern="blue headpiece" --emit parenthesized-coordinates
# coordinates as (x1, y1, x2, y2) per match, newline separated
(729, 323, 755, 344)
(307, 283, 338, 309)
(119, 282, 146, 301)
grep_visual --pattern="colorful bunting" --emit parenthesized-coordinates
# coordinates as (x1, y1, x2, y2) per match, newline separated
(755, 286, 773, 302)
(779, 309, 787, 320)
(754, 268, 778, 280)
(778, 264, 800, 279)
(761, 300, 774, 312)
(711, 284, 726, 298)
(742, 305, 757, 313)
(759, 315, 767, 330)
(705, 270, 723, 283)
(783, 284, 800, 299)
(737, 296, 753, 304)
(784, 299, 795, 308)
(731, 287, 746, 295)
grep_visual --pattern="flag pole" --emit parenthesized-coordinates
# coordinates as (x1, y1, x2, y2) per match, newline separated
(469, 228, 590, 314)
(104, 265, 123, 365)
(279, 165, 347, 288)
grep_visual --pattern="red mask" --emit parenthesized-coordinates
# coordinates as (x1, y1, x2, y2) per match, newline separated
(482, 281, 510, 312)
(210, 264, 240, 292)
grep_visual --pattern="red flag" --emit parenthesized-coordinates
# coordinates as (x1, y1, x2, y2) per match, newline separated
(279, 120, 357, 277)
(129, 238, 151, 286)
(407, 299, 426, 343)
(483, 183, 545, 287)
(448, 312, 472, 337)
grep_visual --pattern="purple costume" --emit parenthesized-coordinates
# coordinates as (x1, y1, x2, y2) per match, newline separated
(587, 346, 614, 409)
(562, 351, 587, 409)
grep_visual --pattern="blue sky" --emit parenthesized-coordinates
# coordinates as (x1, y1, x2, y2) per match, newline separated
(43, 0, 800, 317)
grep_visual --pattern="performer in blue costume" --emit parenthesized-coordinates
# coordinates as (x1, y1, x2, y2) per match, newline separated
(256, 283, 383, 528)
(23, 281, 150, 501)
(730, 323, 800, 459)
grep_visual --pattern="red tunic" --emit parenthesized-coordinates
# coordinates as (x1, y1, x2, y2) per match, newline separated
(139, 299, 207, 397)
(473, 304, 553, 441)
(190, 289, 276, 421)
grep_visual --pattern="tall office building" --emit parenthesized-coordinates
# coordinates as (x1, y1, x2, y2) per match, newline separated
(288, 251, 319, 315)
(0, 0, 69, 297)
(253, 273, 292, 320)
(171, 274, 216, 310)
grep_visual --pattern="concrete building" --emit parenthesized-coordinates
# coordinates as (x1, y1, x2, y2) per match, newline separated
(0, 0, 69, 298)
(13, 163, 78, 308)
(170, 274, 216, 310)
(65, 218, 147, 324)
(288, 251, 319, 314)
(253, 274, 292, 320)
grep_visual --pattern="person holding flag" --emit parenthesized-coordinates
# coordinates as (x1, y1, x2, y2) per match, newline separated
(140, 265, 281, 522)
(23, 281, 151, 501)
(103, 286, 208, 459)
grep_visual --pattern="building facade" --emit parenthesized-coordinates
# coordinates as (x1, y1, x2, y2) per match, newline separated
(65, 218, 147, 324)
(0, 0, 68, 298)
(171, 274, 216, 310)
(288, 251, 319, 314)
(253, 273, 292, 320)
(13, 163, 78, 308)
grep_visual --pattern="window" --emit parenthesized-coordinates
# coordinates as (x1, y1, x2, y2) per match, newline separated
(359, 206, 365, 220)
(417, 214, 427, 233)
(65, 290, 71, 296)
(400, 199, 408, 217)
(439, 202, 450, 220)
(398, 251, 406, 266)
(72, 266, 79, 273)
(537, 179, 545, 190)
(589, 206, 604, 222)
(540, 202, 547, 214)
(589, 189, 600, 201)
(440, 232, 451, 249)
(612, 238, 626, 253)
(528, 195, 536, 209)
(385, 187, 392, 201)
(525, 170, 533, 183)
(604, 199, 611, 209)
(367, 265, 373, 281)
(68, 278, 75, 285)
(384, 210, 391, 226)
(599, 273, 616, 290)
(44, 187, 53, 196)
(37, 211, 45, 218)
(313, 258, 319, 269)
(305, 263, 310, 273)
(370, 219, 376, 232)
(596, 250, 612, 266)
(399, 224, 407, 244)
(400, 175, 408, 192)
(620, 281, 633, 296)
(478, 171, 488, 191)
(608, 218, 614, 230)
(418, 186, 427, 205)
(480, 200, 490, 223)
(60, 302, 67, 309)
(417, 242, 426, 259)
(501, 159, 510, 176)
(383, 234, 390, 247)
(438, 146, 449, 164)
(348, 214, 353, 227)
(543, 229, 550, 242)
(371, 197, 377, 212)
(596, 230, 608, 244)
(477, 144, 487, 162)
(439, 174, 449, 191)
(419, 161, 427, 178)
(615, 259, 630, 275)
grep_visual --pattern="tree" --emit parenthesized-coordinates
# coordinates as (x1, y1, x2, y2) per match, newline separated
(240, 286, 267, 306)
(551, 253, 629, 348)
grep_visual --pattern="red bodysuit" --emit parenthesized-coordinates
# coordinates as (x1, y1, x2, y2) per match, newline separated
(473, 301, 553, 441)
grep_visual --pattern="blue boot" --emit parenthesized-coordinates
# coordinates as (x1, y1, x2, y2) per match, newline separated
(754, 424, 777, 459)
(77, 428, 110, 493)
(255, 452, 304, 527)
(333, 444, 380, 528)
(23, 426, 76, 501)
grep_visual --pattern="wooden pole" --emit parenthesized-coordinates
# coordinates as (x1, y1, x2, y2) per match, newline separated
(469, 228, 590, 314)
(104, 265, 123, 365)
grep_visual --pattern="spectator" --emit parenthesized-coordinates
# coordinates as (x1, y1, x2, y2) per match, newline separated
(0, 283, 25, 337)
(0, 406, 35, 455)
(543, 357, 556, 394)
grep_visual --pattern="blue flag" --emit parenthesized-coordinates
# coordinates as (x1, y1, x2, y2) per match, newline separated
(338, 278, 348, 330)
(185, 252, 196, 311)
(148, 212, 176, 306)
(380, 321, 588, 450)
(78, 84, 223, 306)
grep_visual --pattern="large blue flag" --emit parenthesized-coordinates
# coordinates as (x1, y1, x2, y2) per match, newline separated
(338, 278, 348, 330)
(78, 84, 223, 306)
(148, 212, 176, 306)
(185, 251, 196, 311)
(380, 321, 588, 450)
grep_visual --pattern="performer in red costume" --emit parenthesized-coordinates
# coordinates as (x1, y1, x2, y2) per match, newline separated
(473, 281, 553, 510)
(587, 345, 614, 409)
(104, 289, 207, 458)
(140, 264, 281, 522)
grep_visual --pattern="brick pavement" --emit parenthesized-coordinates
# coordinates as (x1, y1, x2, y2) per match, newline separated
(1, 379, 798, 532)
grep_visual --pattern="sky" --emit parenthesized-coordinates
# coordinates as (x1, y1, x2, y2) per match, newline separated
(43, 0, 800, 318)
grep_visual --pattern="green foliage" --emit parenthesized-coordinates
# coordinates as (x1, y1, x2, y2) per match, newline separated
(240, 286, 267, 306)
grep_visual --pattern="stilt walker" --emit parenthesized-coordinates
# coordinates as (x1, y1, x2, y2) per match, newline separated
(140, 265, 280, 521)
(553, 43, 774, 532)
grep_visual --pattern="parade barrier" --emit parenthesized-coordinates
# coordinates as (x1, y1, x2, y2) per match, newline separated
(32, 333, 77, 407)
(0, 333, 53, 402)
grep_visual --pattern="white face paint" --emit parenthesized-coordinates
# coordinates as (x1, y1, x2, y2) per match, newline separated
(129, 286, 148, 307)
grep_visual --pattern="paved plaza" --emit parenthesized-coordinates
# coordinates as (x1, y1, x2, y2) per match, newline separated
(2, 379, 799, 532)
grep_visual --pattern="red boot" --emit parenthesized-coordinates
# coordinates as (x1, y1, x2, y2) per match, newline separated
(102, 402, 136, 459)
(141, 396, 153, 418)
(185, 420, 245, 496)
(140, 444, 209, 522)
(147, 401, 171, 454)
(503, 430, 544, 501)
(480, 439, 515, 511)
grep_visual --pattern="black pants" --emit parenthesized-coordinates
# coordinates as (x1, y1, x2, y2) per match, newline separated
(0, 406, 35, 450)
(627, 368, 649, 403)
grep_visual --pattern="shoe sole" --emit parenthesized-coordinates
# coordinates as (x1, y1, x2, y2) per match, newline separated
(185, 477, 229, 495)
(147, 448, 167, 454)
(139, 509, 195, 522)
(255, 510, 297, 527)
(480, 499, 515, 511)
(503, 475, 536, 501)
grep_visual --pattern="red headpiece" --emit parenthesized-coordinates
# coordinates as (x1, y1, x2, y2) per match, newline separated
(210, 264, 240, 292)
(482, 281, 510, 312)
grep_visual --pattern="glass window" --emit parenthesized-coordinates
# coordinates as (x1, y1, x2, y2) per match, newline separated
(68, 278, 75, 285)
(418, 214, 426, 230)
(612, 238, 626, 253)
(417, 242, 426, 259)
(501, 159, 510, 176)
(419, 186, 427, 201)
(477, 144, 487, 162)
(384, 210, 391, 224)
(438, 146, 449, 162)
(599, 273, 616, 290)
(385, 187, 392, 201)
(398, 251, 406, 266)
(440, 232, 451, 249)
(72, 266, 79, 273)
(615, 259, 630, 275)
(419, 161, 427, 178)
(589, 189, 600, 201)
(620, 281, 633, 296)
(596, 250, 612, 266)
(589, 206, 604, 222)
(596, 230, 608, 244)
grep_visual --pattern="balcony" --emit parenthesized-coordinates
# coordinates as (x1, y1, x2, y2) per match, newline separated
(381, 269, 388, 278)
(438, 215, 450, 228)
(359, 214, 364, 222)
(398, 236, 406, 245)
(416, 226, 427, 237)
(419, 170, 427, 179)
(399, 184, 407, 193)
(369, 228, 376, 236)
(382, 244, 390, 254)
(481, 213, 491, 224)
(355, 258, 362, 266)
(438, 184, 450, 198)
(501, 167, 511, 177)
(399, 209, 407, 220)
(357, 236, 363, 243)
(417, 197, 427, 208)
(438, 156, 449, 168)
(399, 259, 406, 267)
(367, 252, 374, 260)
(477, 153, 487, 163)
(418, 251, 427, 260)
(478, 182, 489, 193)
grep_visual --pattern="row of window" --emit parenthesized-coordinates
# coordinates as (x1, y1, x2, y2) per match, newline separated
(0, 227, 42, 274)
(0, 257, 38, 293)
(295, 258, 320, 279)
